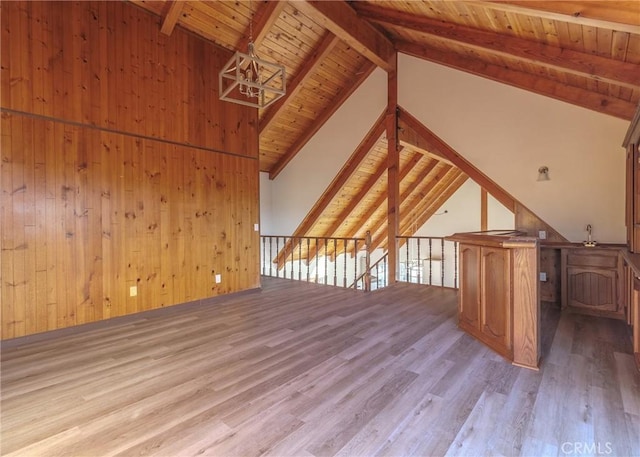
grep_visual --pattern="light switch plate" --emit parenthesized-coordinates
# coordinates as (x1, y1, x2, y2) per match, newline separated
(538, 230, 547, 240)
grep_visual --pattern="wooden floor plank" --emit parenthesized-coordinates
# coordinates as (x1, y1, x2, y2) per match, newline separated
(1, 277, 638, 456)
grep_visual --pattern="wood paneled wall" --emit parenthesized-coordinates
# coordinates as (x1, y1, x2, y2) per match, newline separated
(0, 2, 260, 339)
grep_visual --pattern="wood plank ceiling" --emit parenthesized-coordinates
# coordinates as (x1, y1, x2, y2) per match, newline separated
(131, 0, 640, 248)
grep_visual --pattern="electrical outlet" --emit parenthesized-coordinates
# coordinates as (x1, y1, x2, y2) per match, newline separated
(539, 272, 547, 282)
(129, 286, 137, 297)
(254, 223, 259, 232)
(215, 274, 222, 284)
(538, 230, 547, 240)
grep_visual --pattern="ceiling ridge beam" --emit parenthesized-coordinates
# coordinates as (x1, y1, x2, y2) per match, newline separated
(260, 32, 340, 135)
(268, 61, 376, 179)
(473, 1, 640, 35)
(236, 0, 286, 51)
(398, 105, 516, 213)
(397, 40, 636, 121)
(302, 0, 396, 72)
(355, 3, 640, 90)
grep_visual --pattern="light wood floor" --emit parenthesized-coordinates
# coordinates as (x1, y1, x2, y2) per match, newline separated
(1, 278, 639, 457)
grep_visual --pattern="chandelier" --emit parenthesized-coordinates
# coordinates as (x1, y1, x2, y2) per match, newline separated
(219, 2, 286, 109)
(219, 42, 286, 109)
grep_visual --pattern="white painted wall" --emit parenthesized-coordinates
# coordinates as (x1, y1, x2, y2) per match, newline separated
(261, 55, 629, 244)
(260, 68, 388, 235)
(398, 54, 628, 243)
(414, 180, 514, 237)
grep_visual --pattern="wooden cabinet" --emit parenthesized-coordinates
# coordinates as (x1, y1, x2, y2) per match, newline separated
(452, 232, 539, 370)
(561, 248, 623, 319)
(459, 245, 512, 359)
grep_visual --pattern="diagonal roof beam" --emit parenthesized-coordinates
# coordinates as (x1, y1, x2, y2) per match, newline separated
(397, 40, 636, 121)
(160, 1, 184, 36)
(236, 0, 286, 51)
(268, 61, 376, 179)
(398, 106, 515, 212)
(302, 0, 396, 72)
(354, 3, 640, 90)
(260, 32, 340, 135)
(274, 110, 387, 266)
(400, 170, 468, 236)
(369, 162, 453, 251)
(344, 152, 426, 240)
(308, 145, 406, 262)
(477, 1, 640, 34)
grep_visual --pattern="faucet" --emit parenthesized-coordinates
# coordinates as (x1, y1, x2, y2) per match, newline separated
(584, 224, 596, 247)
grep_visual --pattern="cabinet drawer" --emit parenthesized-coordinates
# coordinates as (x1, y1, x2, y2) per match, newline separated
(567, 252, 618, 269)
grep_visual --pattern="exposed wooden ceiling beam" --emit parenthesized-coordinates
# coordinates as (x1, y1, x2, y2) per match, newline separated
(370, 160, 452, 250)
(260, 32, 340, 135)
(397, 106, 516, 213)
(400, 171, 468, 236)
(308, 154, 390, 261)
(399, 140, 453, 166)
(268, 61, 376, 179)
(344, 152, 426, 240)
(397, 40, 636, 120)
(274, 110, 387, 266)
(236, 0, 286, 50)
(302, 0, 395, 72)
(476, 1, 640, 34)
(355, 3, 640, 90)
(160, 1, 184, 36)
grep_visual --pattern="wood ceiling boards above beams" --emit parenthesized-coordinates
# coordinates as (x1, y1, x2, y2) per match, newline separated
(235, 0, 286, 51)
(301, 0, 396, 72)
(396, 40, 636, 121)
(397, 106, 516, 213)
(400, 171, 468, 236)
(477, 1, 640, 34)
(160, 1, 184, 36)
(306, 157, 389, 263)
(274, 111, 387, 266)
(354, 3, 640, 90)
(259, 32, 340, 135)
(268, 61, 376, 179)
(369, 161, 449, 252)
(343, 152, 427, 243)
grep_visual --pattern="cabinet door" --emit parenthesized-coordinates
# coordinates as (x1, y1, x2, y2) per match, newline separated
(567, 266, 618, 312)
(459, 244, 481, 329)
(481, 247, 512, 351)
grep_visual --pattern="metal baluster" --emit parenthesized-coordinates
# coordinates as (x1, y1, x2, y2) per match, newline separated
(343, 239, 347, 287)
(454, 241, 458, 289)
(353, 240, 358, 289)
(315, 238, 319, 284)
(441, 238, 445, 287)
(290, 237, 295, 279)
(268, 237, 273, 277)
(298, 237, 302, 281)
(428, 238, 432, 285)
(324, 239, 328, 285)
(405, 237, 410, 282)
(306, 238, 310, 282)
(416, 238, 421, 284)
(333, 238, 338, 286)
(276, 236, 280, 278)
